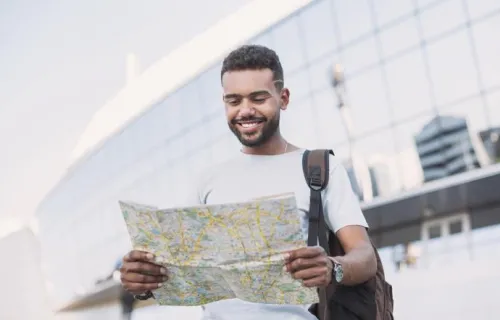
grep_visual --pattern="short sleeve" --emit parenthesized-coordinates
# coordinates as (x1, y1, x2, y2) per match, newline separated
(323, 156, 368, 233)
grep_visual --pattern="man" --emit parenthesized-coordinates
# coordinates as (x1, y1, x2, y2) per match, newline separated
(120, 45, 377, 320)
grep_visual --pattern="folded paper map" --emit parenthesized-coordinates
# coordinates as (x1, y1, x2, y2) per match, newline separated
(118, 194, 318, 306)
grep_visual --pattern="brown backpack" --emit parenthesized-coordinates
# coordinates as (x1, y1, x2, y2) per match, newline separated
(302, 149, 394, 320)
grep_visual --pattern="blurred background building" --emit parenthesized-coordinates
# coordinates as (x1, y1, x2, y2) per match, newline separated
(3, 0, 500, 319)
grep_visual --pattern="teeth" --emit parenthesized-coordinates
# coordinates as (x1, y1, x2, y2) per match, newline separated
(241, 122, 259, 128)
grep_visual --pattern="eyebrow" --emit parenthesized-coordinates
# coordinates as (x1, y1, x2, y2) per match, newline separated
(223, 90, 271, 100)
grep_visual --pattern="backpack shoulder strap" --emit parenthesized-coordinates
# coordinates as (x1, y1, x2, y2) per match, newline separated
(302, 149, 334, 251)
(302, 149, 335, 320)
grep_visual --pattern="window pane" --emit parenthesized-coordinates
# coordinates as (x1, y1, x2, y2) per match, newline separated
(271, 17, 306, 72)
(466, 0, 500, 20)
(313, 89, 348, 146)
(335, 0, 374, 45)
(308, 55, 341, 93)
(250, 31, 274, 48)
(393, 114, 434, 190)
(281, 98, 319, 148)
(286, 69, 311, 102)
(385, 50, 433, 121)
(341, 37, 379, 77)
(299, 0, 337, 62)
(419, 0, 466, 39)
(449, 220, 463, 235)
(472, 15, 500, 90)
(179, 81, 202, 128)
(428, 224, 441, 239)
(374, 0, 414, 26)
(379, 18, 420, 58)
(426, 31, 479, 106)
(199, 65, 223, 115)
(486, 90, 500, 127)
(346, 68, 392, 135)
(353, 129, 400, 198)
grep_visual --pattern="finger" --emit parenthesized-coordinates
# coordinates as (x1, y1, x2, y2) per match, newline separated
(123, 282, 163, 294)
(286, 246, 324, 262)
(124, 250, 156, 263)
(302, 275, 329, 288)
(286, 255, 326, 273)
(292, 266, 328, 281)
(121, 271, 167, 284)
(121, 261, 167, 276)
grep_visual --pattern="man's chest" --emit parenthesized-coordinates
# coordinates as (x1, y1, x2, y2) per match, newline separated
(204, 163, 311, 215)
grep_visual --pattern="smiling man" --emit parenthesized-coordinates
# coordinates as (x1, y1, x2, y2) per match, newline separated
(120, 45, 377, 320)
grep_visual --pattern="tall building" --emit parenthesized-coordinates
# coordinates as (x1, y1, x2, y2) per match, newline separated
(415, 115, 481, 182)
(32, 0, 500, 319)
(480, 127, 500, 163)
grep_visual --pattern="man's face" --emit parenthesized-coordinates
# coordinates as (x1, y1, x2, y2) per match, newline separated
(222, 69, 289, 147)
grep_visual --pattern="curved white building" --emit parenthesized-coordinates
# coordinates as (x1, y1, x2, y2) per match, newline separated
(34, 0, 500, 319)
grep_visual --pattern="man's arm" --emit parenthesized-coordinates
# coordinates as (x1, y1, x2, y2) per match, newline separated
(323, 157, 377, 285)
(332, 225, 377, 285)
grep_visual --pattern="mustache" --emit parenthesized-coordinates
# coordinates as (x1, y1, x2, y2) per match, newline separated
(231, 116, 267, 125)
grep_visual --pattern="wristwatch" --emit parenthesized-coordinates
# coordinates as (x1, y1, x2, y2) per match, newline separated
(329, 257, 344, 284)
(134, 290, 154, 300)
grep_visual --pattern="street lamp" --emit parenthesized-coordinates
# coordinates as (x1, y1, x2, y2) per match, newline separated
(329, 63, 373, 201)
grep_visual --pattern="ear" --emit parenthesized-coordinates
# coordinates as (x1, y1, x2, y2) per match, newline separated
(280, 88, 290, 111)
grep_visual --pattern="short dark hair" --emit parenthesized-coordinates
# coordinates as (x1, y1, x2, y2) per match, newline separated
(220, 45, 284, 89)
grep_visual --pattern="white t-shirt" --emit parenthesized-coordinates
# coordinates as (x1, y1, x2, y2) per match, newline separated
(189, 148, 368, 320)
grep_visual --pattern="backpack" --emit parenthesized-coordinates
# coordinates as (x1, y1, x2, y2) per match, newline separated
(302, 149, 394, 320)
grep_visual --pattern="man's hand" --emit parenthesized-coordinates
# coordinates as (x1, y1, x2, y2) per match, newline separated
(120, 250, 168, 295)
(284, 246, 333, 288)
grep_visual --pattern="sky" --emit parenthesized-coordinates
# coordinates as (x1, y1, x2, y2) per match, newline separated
(0, 0, 252, 236)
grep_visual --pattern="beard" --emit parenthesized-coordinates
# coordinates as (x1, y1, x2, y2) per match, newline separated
(228, 113, 280, 147)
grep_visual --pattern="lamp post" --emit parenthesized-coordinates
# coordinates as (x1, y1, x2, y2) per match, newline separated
(330, 63, 373, 201)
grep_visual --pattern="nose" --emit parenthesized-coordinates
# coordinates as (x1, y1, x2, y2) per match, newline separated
(238, 102, 256, 118)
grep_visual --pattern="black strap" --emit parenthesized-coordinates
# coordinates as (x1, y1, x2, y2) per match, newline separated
(302, 149, 336, 320)
(302, 149, 334, 252)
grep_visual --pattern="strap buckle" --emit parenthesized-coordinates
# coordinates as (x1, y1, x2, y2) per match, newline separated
(309, 165, 323, 191)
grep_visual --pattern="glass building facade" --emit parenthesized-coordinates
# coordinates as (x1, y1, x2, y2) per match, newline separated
(35, 0, 500, 313)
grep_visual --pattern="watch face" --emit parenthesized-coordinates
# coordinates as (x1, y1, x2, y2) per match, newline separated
(334, 263, 343, 283)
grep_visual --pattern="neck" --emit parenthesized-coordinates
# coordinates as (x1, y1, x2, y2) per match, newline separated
(241, 133, 291, 156)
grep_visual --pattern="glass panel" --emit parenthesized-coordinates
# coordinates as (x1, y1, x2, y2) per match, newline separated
(249, 31, 274, 48)
(298, 0, 337, 62)
(334, 0, 374, 45)
(393, 113, 434, 190)
(281, 98, 320, 148)
(374, 0, 414, 26)
(345, 68, 392, 135)
(286, 68, 311, 102)
(471, 15, 500, 91)
(308, 55, 342, 93)
(164, 92, 183, 137)
(385, 50, 433, 121)
(428, 224, 442, 239)
(466, 0, 500, 20)
(449, 220, 463, 235)
(341, 36, 379, 77)
(271, 17, 306, 72)
(312, 89, 349, 146)
(198, 65, 223, 115)
(486, 90, 500, 127)
(419, 0, 467, 39)
(353, 128, 400, 198)
(379, 18, 420, 58)
(179, 81, 202, 128)
(426, 31, 479, 106)
(416, 0, 440, 9)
